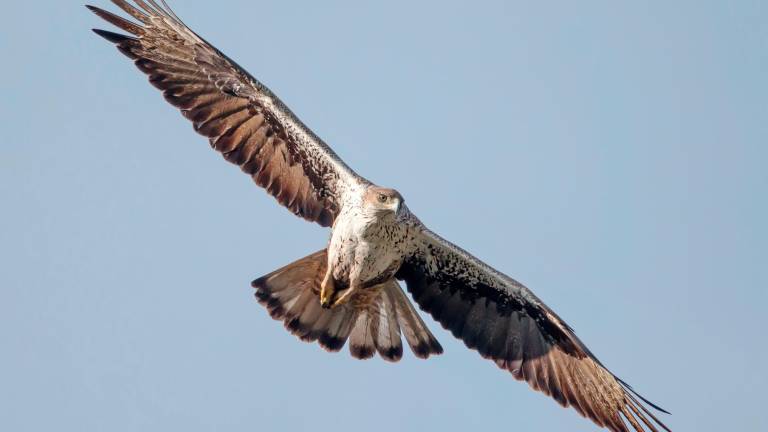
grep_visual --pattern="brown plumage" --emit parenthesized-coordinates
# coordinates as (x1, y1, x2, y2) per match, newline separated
(88, 2, 672, 431)
(252, 250, 442, 361)
(86, 1, 365, 227)
(397, 228, 670, 431)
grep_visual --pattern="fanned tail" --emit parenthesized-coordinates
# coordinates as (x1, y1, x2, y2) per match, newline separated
(252, 250, 442, 361)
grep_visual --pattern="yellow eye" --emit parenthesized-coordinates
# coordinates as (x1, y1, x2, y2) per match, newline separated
(377, 194, 387, 203)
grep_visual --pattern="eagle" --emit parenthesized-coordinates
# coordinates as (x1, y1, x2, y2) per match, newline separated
(88, 2, 671, 431)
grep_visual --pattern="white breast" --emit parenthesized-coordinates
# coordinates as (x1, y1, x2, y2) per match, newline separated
(327, 203, 407, 286)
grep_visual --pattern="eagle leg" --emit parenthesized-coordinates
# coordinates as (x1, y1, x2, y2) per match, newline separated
(329, 282, 358, 308)
(319, 265, 336, 308)
(319, 265, 359, 309)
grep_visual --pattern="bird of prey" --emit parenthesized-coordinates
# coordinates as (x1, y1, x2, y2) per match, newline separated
(88, 2, 671, 431)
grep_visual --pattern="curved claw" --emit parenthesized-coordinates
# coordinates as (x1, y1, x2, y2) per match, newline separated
(320, 275, 335, 309)
(330, 286, 357, 308)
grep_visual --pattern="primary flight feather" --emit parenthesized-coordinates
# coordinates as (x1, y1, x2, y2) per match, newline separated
(88, 2, 671, 431)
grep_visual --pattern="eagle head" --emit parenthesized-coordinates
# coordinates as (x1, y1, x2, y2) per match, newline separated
(364, 186, 403, 215)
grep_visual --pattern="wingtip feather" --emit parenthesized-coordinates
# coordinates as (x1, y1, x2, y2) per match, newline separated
(617, 377, 672, 415)
(91, 28, 133, 44)
(87, 4, 146, 36)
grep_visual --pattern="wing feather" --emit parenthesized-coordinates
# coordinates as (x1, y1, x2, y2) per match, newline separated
(397, 223, 670, 432)
(88, 1, 368, 226)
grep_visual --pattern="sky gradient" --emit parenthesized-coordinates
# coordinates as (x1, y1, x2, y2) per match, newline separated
(2, 1, 766, 431)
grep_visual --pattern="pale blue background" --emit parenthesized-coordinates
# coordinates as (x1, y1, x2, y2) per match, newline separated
(2, 1, 766, 431)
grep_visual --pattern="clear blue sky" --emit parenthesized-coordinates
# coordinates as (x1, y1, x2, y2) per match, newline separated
(2, 1, 766, 431)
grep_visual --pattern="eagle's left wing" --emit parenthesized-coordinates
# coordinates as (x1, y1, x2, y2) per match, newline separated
(396, 222, 670, 432)
(88, 1, 368, 227)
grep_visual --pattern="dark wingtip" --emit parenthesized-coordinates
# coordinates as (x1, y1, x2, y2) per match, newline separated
(91, 28, 132, 43)
(617, 377, 672, 415)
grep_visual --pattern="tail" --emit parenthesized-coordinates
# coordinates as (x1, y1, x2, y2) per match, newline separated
(252, 250, 442, 361)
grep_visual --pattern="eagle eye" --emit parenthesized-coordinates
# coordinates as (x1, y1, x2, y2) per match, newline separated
(377, 193, 388, 203)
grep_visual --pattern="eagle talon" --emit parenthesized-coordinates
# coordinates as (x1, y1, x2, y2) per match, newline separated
(320, 269, 335, 309)
(319, 270, 357, 309)
(330, 286, 357, 308)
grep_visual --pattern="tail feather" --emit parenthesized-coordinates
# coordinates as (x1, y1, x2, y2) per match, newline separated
(318, 309, 355, 352)
(349, 311, 376, 359)
(302, 306, 334, 342)
(292, 296, 324, 341)
(374, 287, 404, 361)
(252, 249, 442, 361)
(390, 284, 444, 358)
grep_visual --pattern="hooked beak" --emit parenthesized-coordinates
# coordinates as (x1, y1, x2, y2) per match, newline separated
(381, 199, 401, 214)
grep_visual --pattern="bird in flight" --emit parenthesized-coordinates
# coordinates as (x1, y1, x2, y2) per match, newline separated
(88, 2, 671, 431)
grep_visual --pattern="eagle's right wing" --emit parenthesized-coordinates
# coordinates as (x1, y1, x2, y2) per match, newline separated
(397, 220, 671, 432)
(88, 1, 369, 227)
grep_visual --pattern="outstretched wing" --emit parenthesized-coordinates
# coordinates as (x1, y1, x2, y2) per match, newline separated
(88, 1, 368, 227)
(396, 222, 671, 432)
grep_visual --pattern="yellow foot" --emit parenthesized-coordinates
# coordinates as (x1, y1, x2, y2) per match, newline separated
(320, 272, 335, 309)
(330, 286, 357, 308)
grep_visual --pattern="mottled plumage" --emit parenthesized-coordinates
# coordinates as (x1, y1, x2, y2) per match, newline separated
(88, 2, 671, 431)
